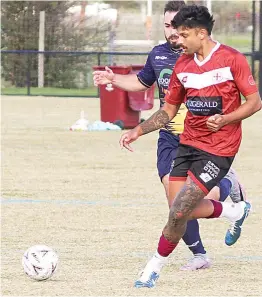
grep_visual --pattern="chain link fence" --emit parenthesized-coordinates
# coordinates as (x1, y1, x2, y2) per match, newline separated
(1, 1, 261, 97)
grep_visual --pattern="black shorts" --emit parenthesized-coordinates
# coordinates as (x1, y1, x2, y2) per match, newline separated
(169, 144, 235, 194)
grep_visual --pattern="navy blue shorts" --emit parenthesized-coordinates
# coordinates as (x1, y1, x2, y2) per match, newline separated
(157, 130, 180, 180)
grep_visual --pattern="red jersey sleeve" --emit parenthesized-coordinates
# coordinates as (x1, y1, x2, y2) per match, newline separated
(165, 69, 186, 105)
(231, 53, 258, 97)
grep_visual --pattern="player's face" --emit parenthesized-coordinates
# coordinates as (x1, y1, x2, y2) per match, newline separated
(176, 27, 202, 54)
(164, 11, 180, 49)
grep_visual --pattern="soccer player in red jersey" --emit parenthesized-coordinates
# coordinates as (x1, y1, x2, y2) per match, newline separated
(119, 5, 261, 288)
(94, 1, 249, 271)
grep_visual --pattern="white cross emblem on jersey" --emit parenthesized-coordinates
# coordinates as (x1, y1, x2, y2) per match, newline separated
(213, 72, 223, 82)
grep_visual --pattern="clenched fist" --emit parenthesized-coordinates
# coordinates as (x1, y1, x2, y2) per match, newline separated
(206, 114, 228, 132)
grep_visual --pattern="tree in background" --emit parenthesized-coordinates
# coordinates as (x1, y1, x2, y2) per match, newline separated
(1, 1, 256, 89)
(1, 1, 112, 88)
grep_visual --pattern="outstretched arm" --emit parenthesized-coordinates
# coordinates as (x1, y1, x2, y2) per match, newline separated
(94, 53, 156, 92)
(119, 66, 185, 151)
(140, 102, 181, 135)
(119, 102, 181, 151)
(93, 66, 148, 92)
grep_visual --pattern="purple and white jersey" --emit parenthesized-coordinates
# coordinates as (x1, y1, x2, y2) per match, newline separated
(137, 42, 186, 135)
(137, 42, 181, 107)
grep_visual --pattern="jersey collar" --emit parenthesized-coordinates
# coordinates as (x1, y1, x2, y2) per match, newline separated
(171, 48, 183, 55)
(166, 42, 183, 55)
(194, 41, 221, 66)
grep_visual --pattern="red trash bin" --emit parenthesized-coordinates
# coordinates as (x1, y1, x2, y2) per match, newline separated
(93, 65, 141, 129)
(128, 65, 155, 111)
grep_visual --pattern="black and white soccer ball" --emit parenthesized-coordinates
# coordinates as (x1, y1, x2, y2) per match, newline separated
(22, 245, 58, 281)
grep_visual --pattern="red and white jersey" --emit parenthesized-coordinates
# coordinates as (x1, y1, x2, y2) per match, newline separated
(165, 42, 258, 156)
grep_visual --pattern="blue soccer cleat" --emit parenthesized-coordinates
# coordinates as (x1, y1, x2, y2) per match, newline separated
(134, 271, 159, 288)
(225, 201, 251, 246)
(134, 253, 168, 288)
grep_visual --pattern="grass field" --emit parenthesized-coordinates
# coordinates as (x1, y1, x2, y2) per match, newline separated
(1, 87, 98, 97)
(215, 33, 252, 53)
(1, 86, 159, 98)
(1, 96, 262, 296)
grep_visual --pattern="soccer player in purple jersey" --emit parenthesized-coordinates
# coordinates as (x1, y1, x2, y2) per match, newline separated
(93, 1, 247, 271)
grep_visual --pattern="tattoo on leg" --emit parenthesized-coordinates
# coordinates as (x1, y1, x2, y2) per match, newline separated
(140, 109, 169, 135)
(164, 176, 206, 242)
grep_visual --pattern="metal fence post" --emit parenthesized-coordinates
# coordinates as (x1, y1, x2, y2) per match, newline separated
(251, 0, 256, 76)
(98, 53, 101, 66)
(26, 53, 31, 96)
(259, 0, 262, 97)
(96, 53, 102, 98)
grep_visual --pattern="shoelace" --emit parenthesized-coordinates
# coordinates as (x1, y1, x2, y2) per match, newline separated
(228, 221, 238, 235)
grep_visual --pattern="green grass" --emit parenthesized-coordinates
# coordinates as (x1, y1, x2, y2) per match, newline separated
(215, 34, 251, 52)
(2, 86, 160, 98)
(1, 87, 98, 97)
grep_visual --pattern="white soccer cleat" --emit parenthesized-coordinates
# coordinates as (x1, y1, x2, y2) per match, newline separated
(180, 253, 211, 271)
(225, 168, 246, 203)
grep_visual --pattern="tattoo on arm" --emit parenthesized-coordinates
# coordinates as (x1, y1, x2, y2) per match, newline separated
(140, 109, 170, 135)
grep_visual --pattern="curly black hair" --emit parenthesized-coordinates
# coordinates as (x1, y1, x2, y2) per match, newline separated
(171, 5, 215, 35)
(164, 1, 186, 14)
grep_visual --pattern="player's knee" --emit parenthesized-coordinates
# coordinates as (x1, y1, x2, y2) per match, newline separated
(168, 206, 187, 226)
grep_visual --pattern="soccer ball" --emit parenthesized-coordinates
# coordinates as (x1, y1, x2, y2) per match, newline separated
(22, 245, 58, 281)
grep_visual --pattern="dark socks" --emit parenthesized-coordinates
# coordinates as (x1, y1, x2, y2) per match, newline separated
(182, 219, 206, 255)
(218, 178, 232, 202)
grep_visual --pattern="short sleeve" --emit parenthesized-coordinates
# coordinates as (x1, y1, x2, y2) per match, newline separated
(165, 69, 186, 105)
(137, 52, 156, 88)
(231, 53, 258, 97)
